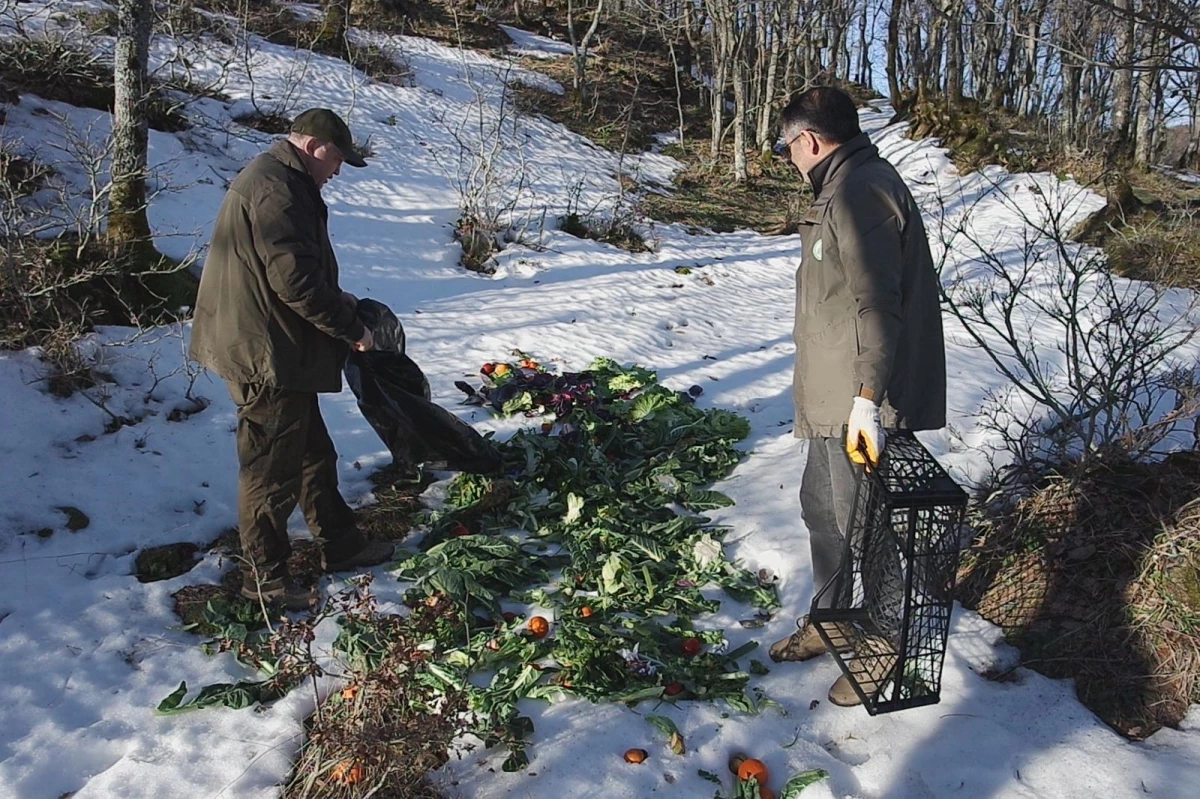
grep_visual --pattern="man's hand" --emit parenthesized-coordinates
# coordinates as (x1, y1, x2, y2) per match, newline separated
(846, 396, 885, 468)
(353, 327, 374, 352)
(341, 291, 358, 312)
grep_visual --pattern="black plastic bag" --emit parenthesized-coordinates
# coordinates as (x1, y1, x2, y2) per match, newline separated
(345, 298, 502, 475)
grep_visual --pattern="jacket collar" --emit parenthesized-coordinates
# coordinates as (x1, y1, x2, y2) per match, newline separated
(807, 132, 877, 198)
(266, 139, 322, 201)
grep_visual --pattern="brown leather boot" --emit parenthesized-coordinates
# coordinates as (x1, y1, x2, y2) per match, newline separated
(828, 636, 897, 706)
(768, 616, 856, 662)
(240, 577, 319, 613)
(325, 541, 396, 573)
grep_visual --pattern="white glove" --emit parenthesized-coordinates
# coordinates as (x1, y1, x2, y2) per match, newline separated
(846, 396, 885, 468)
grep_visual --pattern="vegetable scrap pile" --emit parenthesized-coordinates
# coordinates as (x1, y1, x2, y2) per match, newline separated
(157, 355, 786, 780)
(399, 355, 780, 769)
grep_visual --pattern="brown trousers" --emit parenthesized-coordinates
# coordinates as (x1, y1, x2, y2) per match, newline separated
(228, 383, 365, 589)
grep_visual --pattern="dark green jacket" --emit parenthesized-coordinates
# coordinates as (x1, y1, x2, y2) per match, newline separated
(190, 140, 364, 393)
(793, 132, 946, 438)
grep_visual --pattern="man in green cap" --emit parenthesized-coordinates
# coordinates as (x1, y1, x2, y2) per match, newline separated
(190, 108, 393, 610)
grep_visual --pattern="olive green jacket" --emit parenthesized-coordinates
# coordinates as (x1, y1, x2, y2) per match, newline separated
(190, 140, 364, 393)
(792, 133, 947, 438)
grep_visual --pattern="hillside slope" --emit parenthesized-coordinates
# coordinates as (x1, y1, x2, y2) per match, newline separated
(0, 4, 1198, 798)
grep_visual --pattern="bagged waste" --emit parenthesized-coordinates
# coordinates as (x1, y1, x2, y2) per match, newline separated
(345, 298, 502, 475)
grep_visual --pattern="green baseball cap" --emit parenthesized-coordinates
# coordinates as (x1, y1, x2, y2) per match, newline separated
(290, 108, 368, 167)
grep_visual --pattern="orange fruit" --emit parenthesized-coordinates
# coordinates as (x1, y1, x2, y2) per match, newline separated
(528, 615, 550, 638)
(493, 363, 511, 376)
(737, 758, 769, 785)
(623, 748, 648, 764)
(580, 606, 594, 618)
(331, 759, 364, 785)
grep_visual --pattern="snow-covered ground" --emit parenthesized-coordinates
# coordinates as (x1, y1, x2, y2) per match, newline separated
(1, 5, 1199, 798)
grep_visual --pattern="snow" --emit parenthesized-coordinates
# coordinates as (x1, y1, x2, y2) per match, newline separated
(499, 24, 573, 60)
(1155, 166, 1200, 185)
(2, 3, 1199, 798)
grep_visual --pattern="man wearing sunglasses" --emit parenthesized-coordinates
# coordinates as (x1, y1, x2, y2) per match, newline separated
(767, 87, 946, 706)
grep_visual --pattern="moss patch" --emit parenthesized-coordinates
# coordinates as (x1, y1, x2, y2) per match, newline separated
(135, 542, 201, 583)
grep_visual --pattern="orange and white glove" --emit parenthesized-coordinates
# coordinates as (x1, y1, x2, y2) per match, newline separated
(846, 396, 885, 468)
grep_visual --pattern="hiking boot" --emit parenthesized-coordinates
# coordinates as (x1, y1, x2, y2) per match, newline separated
(828, 636, 897, 707)
(240, 578, 319, 613)
(769, 615, 856, 663)
(325, 540, 396, 573)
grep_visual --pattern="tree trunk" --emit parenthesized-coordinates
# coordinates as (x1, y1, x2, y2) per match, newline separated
(567, 0, 605, 101)
(1110, 0, 1136, 161)
(321, 0, 350, 56)
(1183, 71, 1200, 169)
(856, 0, 870, 86)
(732, 55, 748, 182)
(944, 0, 964, 105)
(885, 0, 903, 107)
(975, 0, 1000, 104)
(782, 0, 801, 94)
(109, 0, 153, 250)
(756, 1, 783, 157)
(1133, 22, 1160, 166)
(708, 1, 730, 161)
(906, 10, 924, 103)
(828, 0, 847, 83)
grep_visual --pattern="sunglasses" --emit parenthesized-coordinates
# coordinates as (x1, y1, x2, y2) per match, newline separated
(772, 129, 811, 157)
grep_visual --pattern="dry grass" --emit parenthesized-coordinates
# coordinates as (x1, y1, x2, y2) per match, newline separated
(1102, 207, 1200, 288)
(906, 96, 1055, 175)
(0, 237, 196, 351)
(172, 467, 464, 797)
(135, 542, 202, 583)
(506, 19, 811, 236)
(283, 592, 466, 799)
(510, 46, 700, 155)
(958, 452, 1200, 738)
(905, 97, 1200, 291)
(356, 0, 512, 52)
(641, 141, 811, 235)
(0, 37, 191, 133)
(356, 463, 433, 543)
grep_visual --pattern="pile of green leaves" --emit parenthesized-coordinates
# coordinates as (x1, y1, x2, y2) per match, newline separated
(155, 357, 778, 775)
(157, 597, 300, 715)
(396, 357, 779, 769)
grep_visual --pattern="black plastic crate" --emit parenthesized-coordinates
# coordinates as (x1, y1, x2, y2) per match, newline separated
(809, 429, 968, 714)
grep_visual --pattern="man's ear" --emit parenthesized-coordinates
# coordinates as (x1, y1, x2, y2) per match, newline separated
(296, 135, 322, 158)
(807, 131, 824, 157)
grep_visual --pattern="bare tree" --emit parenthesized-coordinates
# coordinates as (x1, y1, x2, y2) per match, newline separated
(108, 0, 154, 251)
(567, 0, 605, 101)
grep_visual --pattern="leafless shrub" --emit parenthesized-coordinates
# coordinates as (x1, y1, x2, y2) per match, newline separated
(428, 52, 535, 274)
(558, 175, 653, 253)
(934, 174, 1200, 486)
(0, 115, 200, 393)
